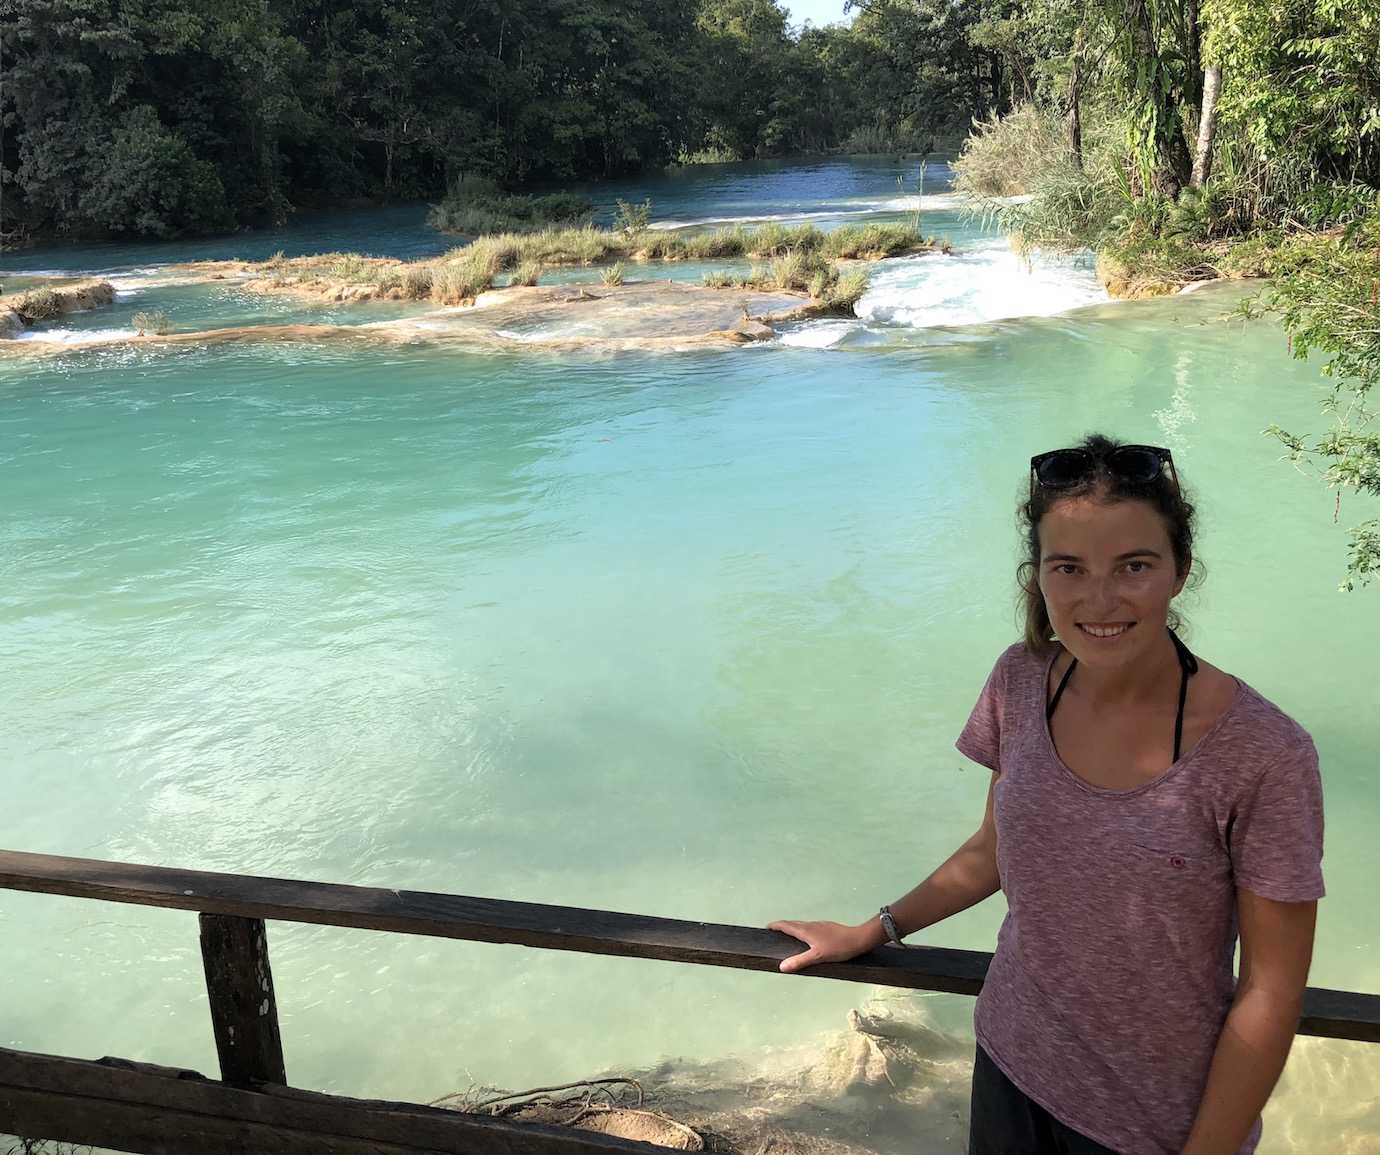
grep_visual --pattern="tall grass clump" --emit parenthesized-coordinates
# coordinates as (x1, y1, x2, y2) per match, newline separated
(699, 247, 866, 311)
(431, 257, 497, 304)
(636, 232, 687, 260)
(510, 260, 543, 287)
(600, 261, 626, 286)
(825, 269, 870, 310)
(323, 252, 377, 282)
(402, 265, 435, 298)
(682, 226, 750, 259)
(953, 106, 1068, 198)
(748, 222, 824, 256)
(822, 222, 927, 258)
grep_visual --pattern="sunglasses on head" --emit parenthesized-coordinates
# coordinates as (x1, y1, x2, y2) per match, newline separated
(1029, 444, 1178, 496)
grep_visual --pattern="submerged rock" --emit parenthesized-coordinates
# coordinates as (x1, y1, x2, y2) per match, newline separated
(1, 279, 823, 355)
(0, 305, 22, 339)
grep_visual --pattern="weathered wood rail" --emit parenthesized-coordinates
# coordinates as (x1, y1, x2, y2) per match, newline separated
(1, 848, 1376, 1154)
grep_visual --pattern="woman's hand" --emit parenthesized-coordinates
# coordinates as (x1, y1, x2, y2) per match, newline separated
(767, 919, 873, 973)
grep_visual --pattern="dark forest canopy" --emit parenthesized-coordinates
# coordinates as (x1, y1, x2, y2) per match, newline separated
(0, 0, 1016, 241)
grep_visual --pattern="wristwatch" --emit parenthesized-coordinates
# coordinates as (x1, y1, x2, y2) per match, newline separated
(879, 905, 904, 946)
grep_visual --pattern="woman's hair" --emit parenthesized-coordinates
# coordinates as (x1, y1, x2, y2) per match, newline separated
(1018, 432, 1198, 653)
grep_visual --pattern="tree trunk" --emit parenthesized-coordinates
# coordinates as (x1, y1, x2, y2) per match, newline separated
(1069, 27, 1084, 172)
(1191, 65, 1222, 189)
(1185, 0, 1203, 120)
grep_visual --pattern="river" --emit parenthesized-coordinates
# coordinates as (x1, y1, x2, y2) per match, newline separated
(2, 158, 1376, 1152)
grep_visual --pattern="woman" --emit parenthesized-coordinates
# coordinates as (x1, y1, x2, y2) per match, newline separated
(768, 434, 1325, 1155)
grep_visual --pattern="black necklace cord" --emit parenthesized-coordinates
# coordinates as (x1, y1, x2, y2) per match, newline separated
(1046, 627, 1198, 760)
(1168, 627, 1198, 762)
(1047, 653, 1077, 721)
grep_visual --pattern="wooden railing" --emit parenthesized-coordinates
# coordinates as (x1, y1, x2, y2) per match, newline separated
(2, 849, 1377, 1154)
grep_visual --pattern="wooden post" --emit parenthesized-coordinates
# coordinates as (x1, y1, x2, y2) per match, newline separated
(198, 913, 286, 1086)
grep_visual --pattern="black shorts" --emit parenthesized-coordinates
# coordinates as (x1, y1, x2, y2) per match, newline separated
(968, 1042, 1119, 1155)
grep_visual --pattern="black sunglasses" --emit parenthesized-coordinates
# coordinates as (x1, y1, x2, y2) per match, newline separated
(1029, 444, 1179, 496)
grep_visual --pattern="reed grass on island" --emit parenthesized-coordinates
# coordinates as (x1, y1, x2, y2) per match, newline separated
(700, 249, 872, 312)
(246, 220, 934, 307)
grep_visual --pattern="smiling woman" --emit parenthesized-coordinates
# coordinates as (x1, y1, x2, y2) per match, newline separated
(769, 432, 1326, 1155)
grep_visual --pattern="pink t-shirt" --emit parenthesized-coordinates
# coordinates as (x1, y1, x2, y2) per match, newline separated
(955, 642, 1326, 1155)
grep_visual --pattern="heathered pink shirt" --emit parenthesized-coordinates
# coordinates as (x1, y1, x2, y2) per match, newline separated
(956, 642, 1326, 1155)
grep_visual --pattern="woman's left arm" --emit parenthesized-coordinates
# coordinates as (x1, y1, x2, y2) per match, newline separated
(1180, 889, 1317, 1155)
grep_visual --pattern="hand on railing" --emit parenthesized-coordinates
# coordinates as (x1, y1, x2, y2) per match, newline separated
(767, 919, 875, 974)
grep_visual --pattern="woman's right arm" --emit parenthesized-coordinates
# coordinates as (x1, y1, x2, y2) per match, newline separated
(769, 770, 1001, 974)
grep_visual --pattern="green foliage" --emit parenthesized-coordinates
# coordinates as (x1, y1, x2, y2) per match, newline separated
(79, 106, 232, 238)
(0, 0, 1018, 240)
(131, 309, 171, 336)
(613, 198, 653, 237)
(821, 222, 928, 258)
(509, 261, 544, 287)
(1205, 0, 1380, 187)
(429, 177, 594, 236)
(1287, 183, 1378, 232)
(600, 261, 627, 286)
(1243, 215, 1380, 588)
(953, 106, 1069, 198)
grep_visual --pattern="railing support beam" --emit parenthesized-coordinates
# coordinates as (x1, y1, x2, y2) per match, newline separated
(199, 913, 287, 1086)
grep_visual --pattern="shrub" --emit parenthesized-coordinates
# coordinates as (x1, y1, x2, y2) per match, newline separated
(131, 309, 171, 335)
(674, 144, 741, 165)
(600, 262, 626, 286)
(510, 261, 543, 287)
(953, 105, 1068, 199)
(825, 269, 871, 310)
(428, 178, 594, 235)
(613, 198, 653, 236)
(16, 287, 61, 322)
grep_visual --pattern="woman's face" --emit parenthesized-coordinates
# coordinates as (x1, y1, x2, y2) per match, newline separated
(1037, 495, 1186, 668)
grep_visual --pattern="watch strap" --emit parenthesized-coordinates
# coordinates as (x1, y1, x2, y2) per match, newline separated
(879, 905, 903, 946)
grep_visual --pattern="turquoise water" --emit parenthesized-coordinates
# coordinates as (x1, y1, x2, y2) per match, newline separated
(2, 160, 1377, 1151)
